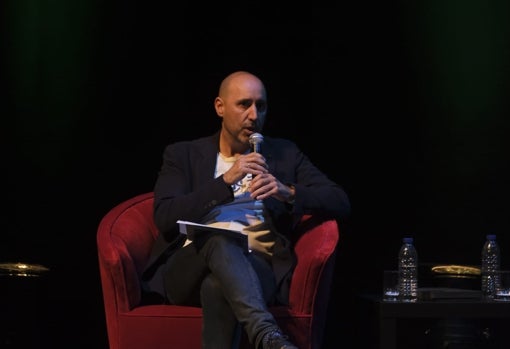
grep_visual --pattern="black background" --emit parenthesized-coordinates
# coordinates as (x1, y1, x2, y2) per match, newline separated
(1, 1, 510, 348)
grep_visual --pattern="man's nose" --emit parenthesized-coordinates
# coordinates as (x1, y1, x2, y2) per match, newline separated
(248, 104, 259, 119)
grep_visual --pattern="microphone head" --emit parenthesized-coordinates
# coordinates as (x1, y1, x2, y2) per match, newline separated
(249, 133, 264, 152)
(249, 133, 264, 145)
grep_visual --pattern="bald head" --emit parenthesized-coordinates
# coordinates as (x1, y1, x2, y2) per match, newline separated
(218, 71, 266, 100)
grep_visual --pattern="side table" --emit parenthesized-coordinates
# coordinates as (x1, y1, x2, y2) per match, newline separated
(361, 289, 510, 349)
(0, 262, 50, 349)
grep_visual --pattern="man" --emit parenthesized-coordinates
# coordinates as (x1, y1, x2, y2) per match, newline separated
(141, 71, 350, 349)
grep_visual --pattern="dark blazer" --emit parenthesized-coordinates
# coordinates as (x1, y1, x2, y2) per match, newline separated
(142, 132, 350, 304)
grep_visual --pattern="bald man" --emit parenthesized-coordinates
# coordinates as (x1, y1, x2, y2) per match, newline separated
(141, 71, 350, 349)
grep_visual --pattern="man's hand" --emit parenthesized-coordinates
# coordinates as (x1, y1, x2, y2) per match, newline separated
(222, 153, 268, 185)
(249, 173, 295, 203)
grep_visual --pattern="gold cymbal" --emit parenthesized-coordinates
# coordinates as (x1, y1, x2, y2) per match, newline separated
(431, 264, 480, 276)
(0, 262, 50, 277)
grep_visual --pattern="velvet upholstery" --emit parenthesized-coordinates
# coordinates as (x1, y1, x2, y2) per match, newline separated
(97, 192, 339, 349)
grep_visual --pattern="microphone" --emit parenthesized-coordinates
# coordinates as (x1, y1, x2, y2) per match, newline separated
(249, 133, 264, 153)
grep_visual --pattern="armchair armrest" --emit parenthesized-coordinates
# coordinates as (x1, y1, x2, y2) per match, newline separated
(288, 217, 339, 314)
(97, 193, 157, 313)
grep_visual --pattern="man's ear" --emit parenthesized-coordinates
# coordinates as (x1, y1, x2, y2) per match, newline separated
(214, 97, 224, 117)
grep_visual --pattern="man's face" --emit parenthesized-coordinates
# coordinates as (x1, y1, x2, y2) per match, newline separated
(217, 77, 267, 146)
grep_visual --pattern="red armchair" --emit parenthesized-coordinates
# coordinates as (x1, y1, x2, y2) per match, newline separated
(97, 192, 340, 349)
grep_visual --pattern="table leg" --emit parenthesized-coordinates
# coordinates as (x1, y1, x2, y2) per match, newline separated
(380, 317, 396, 349)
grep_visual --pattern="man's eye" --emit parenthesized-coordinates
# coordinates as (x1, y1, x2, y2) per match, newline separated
(256, 102, 267, 112)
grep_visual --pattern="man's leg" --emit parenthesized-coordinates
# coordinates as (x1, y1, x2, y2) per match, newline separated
(162, 243, 208, 305)
(199, 234, 279, 348)
(163, 235, 296, 349)
(200, 274, 242, 349)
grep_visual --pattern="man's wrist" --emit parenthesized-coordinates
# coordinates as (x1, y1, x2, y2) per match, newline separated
(286, 185, 296, 204)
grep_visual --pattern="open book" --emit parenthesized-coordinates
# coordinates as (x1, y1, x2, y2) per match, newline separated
(177, 220, 249, 252)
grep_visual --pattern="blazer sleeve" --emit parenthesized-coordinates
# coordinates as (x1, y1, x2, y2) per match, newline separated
(153, 140, 234, 242)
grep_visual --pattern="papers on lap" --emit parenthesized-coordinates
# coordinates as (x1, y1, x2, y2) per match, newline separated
(177, 220, 249, 252)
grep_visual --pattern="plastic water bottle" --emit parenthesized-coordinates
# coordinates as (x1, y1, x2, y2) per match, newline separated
(481, 234, 501, 300)
(398, 237, 418, 302)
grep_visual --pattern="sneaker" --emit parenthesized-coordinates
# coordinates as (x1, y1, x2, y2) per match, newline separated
(262, 328, 298, 349)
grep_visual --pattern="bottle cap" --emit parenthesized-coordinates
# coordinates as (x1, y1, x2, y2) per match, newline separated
(486, 234, 496, 240)
(403, 237, 413, 243)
